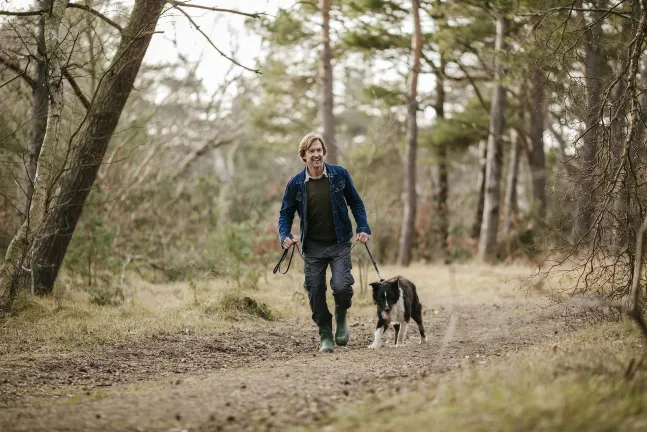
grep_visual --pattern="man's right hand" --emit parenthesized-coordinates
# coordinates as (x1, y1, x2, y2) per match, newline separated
(282, 237, 297, 249)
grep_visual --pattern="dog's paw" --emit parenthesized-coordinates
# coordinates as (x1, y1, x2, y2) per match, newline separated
(420, 336, 427, 344)
(367, 343, 380, 349)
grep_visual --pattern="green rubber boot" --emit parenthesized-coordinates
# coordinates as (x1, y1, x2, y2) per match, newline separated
(319, 323, 334, 353)
(334, 306, 349, 346)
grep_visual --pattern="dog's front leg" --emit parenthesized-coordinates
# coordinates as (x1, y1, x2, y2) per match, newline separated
(368, 319, 387, 349)
(395, 321, 408, 347)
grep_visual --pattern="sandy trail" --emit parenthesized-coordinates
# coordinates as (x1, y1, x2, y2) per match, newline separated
(0, 265, 565, 431)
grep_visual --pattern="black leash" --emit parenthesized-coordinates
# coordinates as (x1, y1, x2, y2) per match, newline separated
(362, 242, 383, 281)
(272, 242, 304, 275)
(272, 239, 383, 281)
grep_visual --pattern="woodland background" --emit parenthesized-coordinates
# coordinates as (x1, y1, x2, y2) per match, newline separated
(0, 0, 646, 317)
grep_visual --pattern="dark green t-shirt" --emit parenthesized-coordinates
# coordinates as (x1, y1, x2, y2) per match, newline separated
(305, 177, 337, 245)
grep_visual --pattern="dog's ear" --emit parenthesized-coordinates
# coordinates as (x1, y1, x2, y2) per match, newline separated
(369, 282, 380, 292)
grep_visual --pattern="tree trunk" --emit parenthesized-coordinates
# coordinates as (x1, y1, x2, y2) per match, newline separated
(502, 128, 520, 234)
(434, 58, 449, 260)
(320, 0, 336, 163)
(471, 139, 487, 239)
(19, 0, 167, 297)
(528, 65, 547, 219)
(397, 0, 422, 267)
(575, 5, 602, 239)
(478, 12, 508, 261)
(0, 0, 69, 311)
(611, 6, 636, 252)
(22, 0, 51, 220)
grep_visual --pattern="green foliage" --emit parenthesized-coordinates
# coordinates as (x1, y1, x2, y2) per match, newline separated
(63, 215, 120, 289)
(262, 9, 313, 46)
(422, 100, 490, 151)
(363, 84, 406, 106)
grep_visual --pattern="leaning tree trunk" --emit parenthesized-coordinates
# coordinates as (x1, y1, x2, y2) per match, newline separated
(397, 0, 422, 267)
(575, 5, 602, 239)
(0, 0, 69, 311)
(320, 0, 337, 163)
(471, 139, 487, 239)
(502, 127, 520, 234)
(528, 64, 547, 219)
(22, 0, 52, 220)
(478, 12, 508, 261)
(19, 0, 167, 297)
(434, 57, 449, 260)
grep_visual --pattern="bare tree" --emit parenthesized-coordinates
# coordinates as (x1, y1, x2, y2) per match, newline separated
(574, 3, 602, 239)
(471, 139, 487, 239)
(14, 0, 167, 300)
(528, 64, 547, 219)
(320, 0, 337, 163)
(0, 0, 70, 307)
(397, 0, 422, 266)
(434, 56, 449, 259)
(502, 128, 520, 234)
(478, 11, 508, 261)
(21, 0, 52, 219)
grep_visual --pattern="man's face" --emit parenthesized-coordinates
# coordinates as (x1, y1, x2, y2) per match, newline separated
(305, 141, 325, 170)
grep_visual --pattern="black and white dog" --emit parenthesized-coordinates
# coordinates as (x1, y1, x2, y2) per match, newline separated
(368, 276, 426, 349)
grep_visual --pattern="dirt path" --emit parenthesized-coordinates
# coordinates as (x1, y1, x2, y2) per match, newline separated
(0, 267, 566, 431)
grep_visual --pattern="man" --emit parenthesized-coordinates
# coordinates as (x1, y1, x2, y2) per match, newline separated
(278, 132, 371, 353)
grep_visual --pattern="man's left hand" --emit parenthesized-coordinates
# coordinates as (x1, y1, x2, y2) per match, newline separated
(357, 232, 370, 244)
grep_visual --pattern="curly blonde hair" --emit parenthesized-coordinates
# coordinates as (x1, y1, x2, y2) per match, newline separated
(298, 132, 327, 162)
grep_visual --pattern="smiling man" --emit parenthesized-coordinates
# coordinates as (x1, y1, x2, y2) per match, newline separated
(278, 132, 371, 353)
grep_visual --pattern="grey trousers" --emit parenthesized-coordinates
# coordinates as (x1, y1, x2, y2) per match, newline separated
(303, 240, 355, 326)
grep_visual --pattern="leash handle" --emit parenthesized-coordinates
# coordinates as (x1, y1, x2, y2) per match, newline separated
(363, 243, 383, 281)
(273, 243, 301, 275)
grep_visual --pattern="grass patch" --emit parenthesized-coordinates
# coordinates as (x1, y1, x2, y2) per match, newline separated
(299, 320, 647, 432)
(0, 263, 542, 357)
(202, 285, 274, 321)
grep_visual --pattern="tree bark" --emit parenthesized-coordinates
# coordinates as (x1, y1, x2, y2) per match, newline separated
(575, 5, 602, 239)
(502, 127, 520, 234)
(528, 65, 547, 219)
(18, 0, 167, 297)
(22, 0, 52, 220)
(320, 0, 336, 163)
(0, 0, 69, 311)
(397, 0, 422, 267)
(471, 139, 487, 239)
(478, 12, 508, 261)
(611, 5, 637, 252)
(434, 57, 449, 260)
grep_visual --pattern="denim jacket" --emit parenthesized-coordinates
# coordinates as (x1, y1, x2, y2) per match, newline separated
(278, 163, 371, 248)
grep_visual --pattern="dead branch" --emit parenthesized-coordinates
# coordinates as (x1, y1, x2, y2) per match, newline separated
(166, 0, 267, 19)
(62, 68, 90, 109)
(0, 54, 36, 88)
(171, 5, 261, 74)
(0, 3, 123, 32)
(67, 3, 123, 32)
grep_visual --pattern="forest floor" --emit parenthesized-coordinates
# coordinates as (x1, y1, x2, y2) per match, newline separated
(1, 263, 646, 431)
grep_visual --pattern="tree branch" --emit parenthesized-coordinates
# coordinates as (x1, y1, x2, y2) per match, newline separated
(172, 5, 261, 74)
(0, 9, 42, 17)
(456, 62, 489, 114)
(67, 2, 123, 33)
(0, 3, 123, 33)
(62, 68, 90, 109)
(167, 0, 266, 19)
(0, 54, 36, 88)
